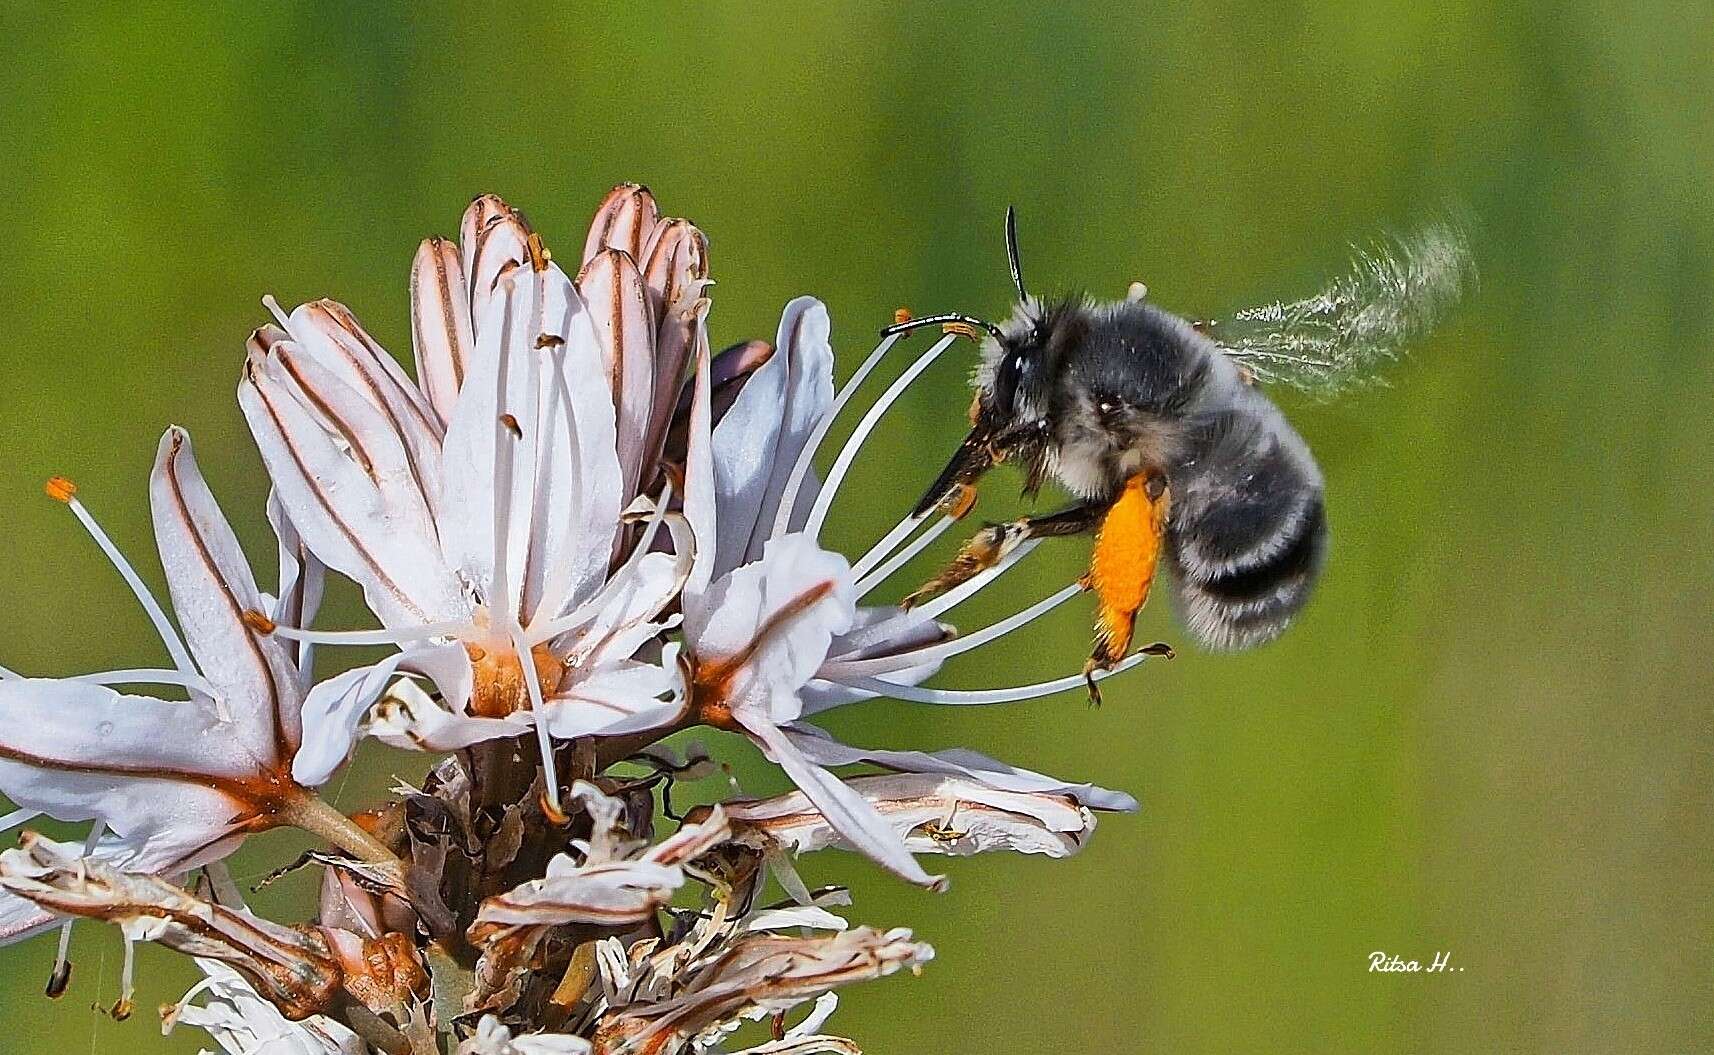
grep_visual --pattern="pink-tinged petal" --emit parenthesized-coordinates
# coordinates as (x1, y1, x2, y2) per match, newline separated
(0, 893, 56, 946)
(581, 183, 659, 268)
(410, 236, 475, 427)
(241, 345, 465, 630)
(742, 720, 941, 889)
(685, 534, 855, 727)
(0, 680, 261, 873)
(578, 248, 657, 499)
(283, 300, 444, 513)
(292, 641, 474, 786)
(461, 195, 533, 331)
(681, 329, 717, 608)
(267, 490, 326, 688)
(720, 770, 1095, 859)
(778, 723, 1139, 812)
(150, 428, 304, 766)
(639, 218, 710, 473)
(706, 299, 835, 577)
(520, 271, 623, 624)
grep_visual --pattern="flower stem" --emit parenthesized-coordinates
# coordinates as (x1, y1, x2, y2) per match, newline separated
(279, 789, 403, 869)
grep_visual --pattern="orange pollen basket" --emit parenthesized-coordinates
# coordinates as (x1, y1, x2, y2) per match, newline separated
(44, 476, 78, 503)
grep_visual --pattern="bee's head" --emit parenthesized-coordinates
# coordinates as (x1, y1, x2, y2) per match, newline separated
(898, 207, 1070, 514)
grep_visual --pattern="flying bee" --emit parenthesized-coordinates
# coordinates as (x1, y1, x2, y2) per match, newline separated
(888, 209, 1474, 700)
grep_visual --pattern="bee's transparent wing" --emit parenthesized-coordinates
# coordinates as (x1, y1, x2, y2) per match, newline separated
(1211, 219, 1475, 395)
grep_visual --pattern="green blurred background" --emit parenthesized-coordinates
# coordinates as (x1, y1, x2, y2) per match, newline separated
(2, 2, 1710, 1051)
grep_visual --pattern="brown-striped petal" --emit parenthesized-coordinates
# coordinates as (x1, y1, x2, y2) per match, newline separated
(581, 183, 659, 268)
(410, 236, 475, 427)
(460, 194, 533, 330)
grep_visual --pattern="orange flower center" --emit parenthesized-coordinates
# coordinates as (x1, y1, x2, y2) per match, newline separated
(467, 642, 566, 719)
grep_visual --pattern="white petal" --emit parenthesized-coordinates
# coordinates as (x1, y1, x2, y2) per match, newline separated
(0, 892, 57, 946)
(291, 641, 475, 785)
(150, 428, 304, 766)
(681, 327, 717, 608)
(460, 195, 532, 334)
(0, 680, 259, 872)
(543, 660, 682, 741)
(580, 183, 659, 267)
(779, 722, 1140, 812)
(638, 218, 709, 469)
(410, 236, 476, 427)
(578, 248, 656, 499)
(522, 274, 623, 624)
(437, 272, 536, 617)
(283, 299, 444, 515)
(267, 490, 326, 687)
(240, 346, 465, 630)
(685, 534, 855, 727)
(707, 298, 834, 577)
(744, 719, 941, 889)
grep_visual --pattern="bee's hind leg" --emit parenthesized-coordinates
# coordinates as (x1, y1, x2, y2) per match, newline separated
(901, 502, 1105, 610)
(1081, 472, 1175, 705)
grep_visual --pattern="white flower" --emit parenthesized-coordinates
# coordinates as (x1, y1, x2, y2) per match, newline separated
(717, 771, 1101, 860)
(0, 428, 324, 942)
(676, 299, 1144, 889)
(458, 1015, 592, 1055)
(168, 960, 364, 1055)
(241, 193, 709, 811)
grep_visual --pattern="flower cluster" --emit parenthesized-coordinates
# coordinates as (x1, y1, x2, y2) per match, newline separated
(0, 186, 1152, 1054)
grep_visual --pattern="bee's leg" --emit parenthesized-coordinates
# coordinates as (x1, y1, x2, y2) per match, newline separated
(1081, 472, 1174, 705)
(901, 502, 1105, 609)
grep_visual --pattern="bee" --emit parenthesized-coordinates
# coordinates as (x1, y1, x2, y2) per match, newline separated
(889, 209, 1473, 700)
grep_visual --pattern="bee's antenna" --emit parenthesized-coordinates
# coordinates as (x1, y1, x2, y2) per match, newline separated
(879, 312, 1004, 342)
(1005, 205, 1029, 302)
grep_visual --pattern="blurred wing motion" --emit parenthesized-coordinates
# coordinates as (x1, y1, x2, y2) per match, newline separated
(1213, 218, 1476, 395)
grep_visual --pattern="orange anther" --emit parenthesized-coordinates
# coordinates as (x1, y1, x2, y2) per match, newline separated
(526, 232, 551, 272)
(893, 307, 913, 326)
(44, 477, 77, 503)
(241, 609, 278, 635)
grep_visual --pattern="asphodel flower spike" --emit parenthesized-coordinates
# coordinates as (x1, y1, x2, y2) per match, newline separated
(0, 429, 391, 949)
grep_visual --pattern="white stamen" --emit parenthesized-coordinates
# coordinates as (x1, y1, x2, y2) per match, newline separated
(266, 620, 471, 647)
(838, 538, 1042, 654)
(838, 648, 1153, 705)
(51, 918, 73, 978)
(0, 808, 40, 832)
(824, 583, 1080, 678)
(70, 669, 219, 695)
(45, 820, 108, 993)
(118, 931, 137, 1008)
(509, 624, 562, 817)
(261, 294, 292, 330)
(849, 509, 930, 581)
(526, 482, 675, 648)
(854, 515, 955, 595)
(770, 332, 902, 539)
(490, 282, 523, 623)
(802, 334, 958, 541)
(61, 496, 199, 682)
